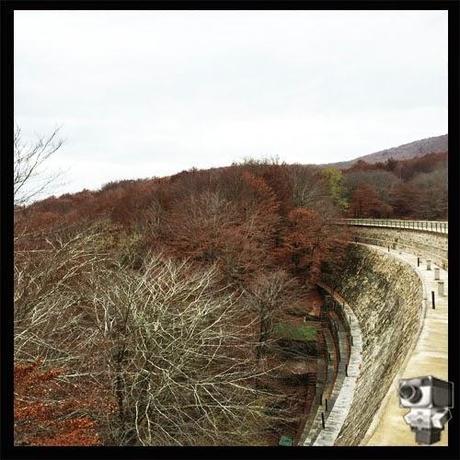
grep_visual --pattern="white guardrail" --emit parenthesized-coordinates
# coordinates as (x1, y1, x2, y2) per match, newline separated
(334, 219, 448, 235)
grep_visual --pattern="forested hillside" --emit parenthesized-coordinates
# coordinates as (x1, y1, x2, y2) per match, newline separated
(341, 151, 448, 219)
(12, 7, 449, 448)
(13, 140, 447, 445)
(326, 134, 447, 169)
(14, 160, 350, 446)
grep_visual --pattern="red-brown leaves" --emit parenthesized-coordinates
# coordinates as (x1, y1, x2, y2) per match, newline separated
(153, 170, 284, 282)
(14, 360, 101, 446)
(279, 208, 322, 277)
(348, 183, 392, 218)
(277, 208, 347, 284)
(341, 151, 447, 219)
(389, 182, 422, 218)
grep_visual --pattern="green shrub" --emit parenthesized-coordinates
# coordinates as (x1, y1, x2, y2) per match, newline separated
(272, 323, 317, 342)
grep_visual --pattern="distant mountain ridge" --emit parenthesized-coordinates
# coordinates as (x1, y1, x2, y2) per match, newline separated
(325, 134, 448, 169)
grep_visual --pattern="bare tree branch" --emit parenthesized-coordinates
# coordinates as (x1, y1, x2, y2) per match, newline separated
(14, 125, 64, 206)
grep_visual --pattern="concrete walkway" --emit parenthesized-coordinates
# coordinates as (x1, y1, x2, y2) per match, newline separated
(360, 244, 448, 446)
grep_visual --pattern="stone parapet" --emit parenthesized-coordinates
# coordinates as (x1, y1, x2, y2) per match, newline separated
(351, 227, 447, 269)
(309, 284, 363, 446)
(321, 244, 423, 445)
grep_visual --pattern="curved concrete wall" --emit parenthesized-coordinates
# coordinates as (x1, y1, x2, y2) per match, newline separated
(351, 227, 447, 269)
(321, 244, 423, 446)
(363, 245, 448, 446)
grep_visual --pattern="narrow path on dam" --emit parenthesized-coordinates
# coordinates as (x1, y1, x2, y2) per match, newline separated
(305, 284, 363, 447)
(360, 243, 448, 446)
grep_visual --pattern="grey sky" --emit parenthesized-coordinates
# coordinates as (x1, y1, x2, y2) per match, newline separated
(15, 10, 448, 197)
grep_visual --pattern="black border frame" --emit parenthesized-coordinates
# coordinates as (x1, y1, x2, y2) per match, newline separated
(1, 1, 459, 459)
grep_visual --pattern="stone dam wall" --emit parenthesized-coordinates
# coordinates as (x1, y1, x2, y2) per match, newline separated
(321, 244, 423, 446)
(351, 226, 448, 269)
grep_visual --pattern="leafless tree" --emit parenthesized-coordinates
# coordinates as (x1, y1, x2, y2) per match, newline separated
(14, 225, 294, 445)
(244, 270, 304, 361)
(288, 164, 337, 216)
(14, 125, 64, 206)
(14, 224, 111, 365)
(12, 131, 299, 445)
(86, 253, 292, 445)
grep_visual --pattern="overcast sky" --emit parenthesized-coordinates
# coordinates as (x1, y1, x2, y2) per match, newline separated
(15, 10, 448, 197)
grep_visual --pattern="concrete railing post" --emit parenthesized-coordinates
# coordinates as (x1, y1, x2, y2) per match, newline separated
(426, 260, 432, 271)
(438, 281, 445, 297)
(434, 268, 440, 280)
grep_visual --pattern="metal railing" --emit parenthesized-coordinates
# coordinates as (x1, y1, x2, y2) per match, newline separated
(335, 219, 448, 235)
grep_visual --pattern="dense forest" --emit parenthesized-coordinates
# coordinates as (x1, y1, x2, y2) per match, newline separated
(341, 151, 448, 220)
(14, 155, 353, 445)
(13, 134, 447, 445)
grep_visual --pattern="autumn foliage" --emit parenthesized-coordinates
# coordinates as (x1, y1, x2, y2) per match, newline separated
(14, 160, 353, 445)
(14, 361, 102, 446)
(13, 149, 445, 445)
(348, 183, 392, 218)
(343, 151, 447, 219)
